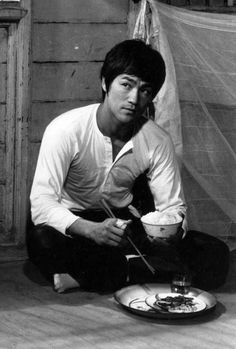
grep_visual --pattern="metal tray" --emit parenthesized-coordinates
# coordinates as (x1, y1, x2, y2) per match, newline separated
(114, 283, 217, 319)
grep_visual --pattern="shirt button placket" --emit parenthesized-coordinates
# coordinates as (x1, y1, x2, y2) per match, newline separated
(101, 137, 113, 197)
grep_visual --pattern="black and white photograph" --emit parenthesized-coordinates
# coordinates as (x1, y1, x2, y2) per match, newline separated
(0, 0, 235, 348)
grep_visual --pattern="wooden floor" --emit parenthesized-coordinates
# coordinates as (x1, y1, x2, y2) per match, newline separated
(0, 245, 236, 349)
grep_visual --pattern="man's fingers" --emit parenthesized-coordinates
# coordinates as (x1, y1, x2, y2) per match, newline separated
(115, 219, 131, 229)
(100, 218, 131, 246)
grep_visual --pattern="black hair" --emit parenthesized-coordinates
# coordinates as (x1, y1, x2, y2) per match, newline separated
(100, 39, 166, 99)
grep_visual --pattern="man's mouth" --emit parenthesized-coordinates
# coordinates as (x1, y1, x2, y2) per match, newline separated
(123, 107, 136, 113)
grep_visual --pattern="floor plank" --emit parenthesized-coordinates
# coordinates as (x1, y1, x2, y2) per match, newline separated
(0, 248, 236, 349)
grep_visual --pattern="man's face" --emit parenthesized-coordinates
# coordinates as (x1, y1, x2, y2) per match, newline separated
(102, 74, 154, 124)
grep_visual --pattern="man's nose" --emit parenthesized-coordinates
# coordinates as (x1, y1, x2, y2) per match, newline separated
(128, 88, 139, 104)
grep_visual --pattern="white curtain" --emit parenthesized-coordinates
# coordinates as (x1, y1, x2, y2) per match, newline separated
(133, 0, 236, 240)
(133, 0, 183, 159)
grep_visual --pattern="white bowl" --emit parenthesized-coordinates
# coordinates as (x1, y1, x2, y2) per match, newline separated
(141, 213, 182, 239)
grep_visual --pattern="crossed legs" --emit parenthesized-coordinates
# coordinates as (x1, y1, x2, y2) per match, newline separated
(26, 209, 230, 293)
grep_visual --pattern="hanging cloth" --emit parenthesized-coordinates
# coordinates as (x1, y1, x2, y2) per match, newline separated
(133, 0, 236, 238)
(133, 0, 183, 159)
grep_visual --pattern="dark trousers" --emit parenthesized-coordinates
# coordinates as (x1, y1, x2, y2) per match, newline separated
(26, 209, 230, 292)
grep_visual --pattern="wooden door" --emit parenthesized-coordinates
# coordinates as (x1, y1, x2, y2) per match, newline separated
(0, 0, 31, 261)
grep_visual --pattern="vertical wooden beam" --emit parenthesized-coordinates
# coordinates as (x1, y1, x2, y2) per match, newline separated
(14, 0, 31, 246)
(5, 23, 17, 243)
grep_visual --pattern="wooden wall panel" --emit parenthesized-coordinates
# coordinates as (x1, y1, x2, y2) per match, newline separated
(32, 62, 103, 101)
(30, 101, 96, 142)
(0, 185, 4, 221)
(0, 27, 7, 62)
(0, 104, 5, 142)
(0, 64, 6, 102)
(30, 0, 129, 148)
(28, 142, 41, 183)
(33, 0, 129, 23)
(33, 23, 127, 62)
(0, 145, 5, 181)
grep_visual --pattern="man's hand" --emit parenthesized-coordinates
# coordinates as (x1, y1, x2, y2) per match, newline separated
(90, 218, 132, 246)
(67, 217, 131, 247)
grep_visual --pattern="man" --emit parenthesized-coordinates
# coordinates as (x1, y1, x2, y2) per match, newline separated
(28, 40, 229, 293)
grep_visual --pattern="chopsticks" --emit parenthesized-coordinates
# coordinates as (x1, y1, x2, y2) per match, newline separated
(100, 199, 156, 275)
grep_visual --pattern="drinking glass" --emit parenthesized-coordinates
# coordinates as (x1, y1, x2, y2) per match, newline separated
(171, 272, 192, 294)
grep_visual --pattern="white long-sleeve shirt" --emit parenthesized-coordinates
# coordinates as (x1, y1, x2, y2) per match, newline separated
(30, 103, 186, 234)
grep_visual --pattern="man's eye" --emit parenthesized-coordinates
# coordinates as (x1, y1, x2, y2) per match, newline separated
(122, 82, 131, 88)
(141, 88, 152, 96)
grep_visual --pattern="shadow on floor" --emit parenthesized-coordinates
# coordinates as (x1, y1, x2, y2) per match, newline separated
(23, 259, 51, 286)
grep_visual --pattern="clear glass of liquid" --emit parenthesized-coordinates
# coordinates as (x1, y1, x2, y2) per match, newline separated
(171, 273, 192, 295)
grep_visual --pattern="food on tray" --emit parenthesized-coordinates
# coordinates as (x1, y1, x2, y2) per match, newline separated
(147, 293, 206, 313)
(141, 211, 182, 225)
(115, 285, 215, 319)
(155, 294, 198, 312)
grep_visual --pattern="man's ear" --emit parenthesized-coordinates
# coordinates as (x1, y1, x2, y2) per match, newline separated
(101, 77, 107, 93)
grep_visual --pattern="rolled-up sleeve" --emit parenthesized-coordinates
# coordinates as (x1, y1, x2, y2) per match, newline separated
(147, 133, 187, 226)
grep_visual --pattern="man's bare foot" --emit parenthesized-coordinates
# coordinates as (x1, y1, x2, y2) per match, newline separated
(53, 273, 80, 293)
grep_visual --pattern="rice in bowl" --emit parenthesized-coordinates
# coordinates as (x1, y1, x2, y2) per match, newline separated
(141, 211, 182, 239)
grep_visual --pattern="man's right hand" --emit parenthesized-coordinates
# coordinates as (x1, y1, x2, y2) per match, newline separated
(67, 217, 131, 247)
